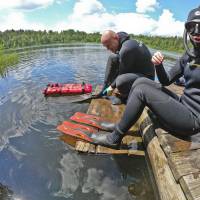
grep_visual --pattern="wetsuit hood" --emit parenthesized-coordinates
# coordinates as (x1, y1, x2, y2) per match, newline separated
(117, 32, 130, 51)
(184, 6, 200, 58)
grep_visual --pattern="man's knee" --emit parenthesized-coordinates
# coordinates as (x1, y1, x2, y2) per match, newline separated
(115, 74, 126, 88)
(131, 77, 151, 89)
(129, 77, 156, 99)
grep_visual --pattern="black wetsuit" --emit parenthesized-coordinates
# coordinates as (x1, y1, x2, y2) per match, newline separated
(117, 52, 200, 136)
(103, 32, 155, 97)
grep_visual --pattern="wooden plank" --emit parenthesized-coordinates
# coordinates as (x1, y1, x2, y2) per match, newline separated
(59, 135, 77, 147)
(155, 129, 200, 156)
(121, 135, 142, 145)
(146, 136, 186, 200)
(96, 145, 128, 154)
(75, 141, 86, 152)
(179, 173, 200, 200)
(88, 143, 96, 153)
(168, 149, 200, 181)
(167, 84, 184, 96)
(87, 98, 125, 122)
(128, 150, 145, 156)
(139, 109, 187, 200)
(82, 142, 90, 152)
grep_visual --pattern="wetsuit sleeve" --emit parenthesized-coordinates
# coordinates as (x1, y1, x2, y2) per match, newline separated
(155, 56, 185, 86)
(110, 48, 135, 88)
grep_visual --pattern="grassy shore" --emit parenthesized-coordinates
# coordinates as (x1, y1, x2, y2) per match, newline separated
(0, 48, 19, 76)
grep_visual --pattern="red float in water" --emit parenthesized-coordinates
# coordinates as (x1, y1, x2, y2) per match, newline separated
(43, 82, 92, 96)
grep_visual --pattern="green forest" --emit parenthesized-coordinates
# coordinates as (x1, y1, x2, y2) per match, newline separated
(0, 29, 185, 75)
(0, 29, 184, 52)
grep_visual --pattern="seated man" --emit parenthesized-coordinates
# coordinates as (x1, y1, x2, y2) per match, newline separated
(98, 30, 155, 104)
(91, 6, 200, 148)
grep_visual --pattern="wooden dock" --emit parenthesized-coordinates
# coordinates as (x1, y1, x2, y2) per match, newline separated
(60, 84, 200, 200)
(138, 84, 200, 200)
(60, 96, 145, 156)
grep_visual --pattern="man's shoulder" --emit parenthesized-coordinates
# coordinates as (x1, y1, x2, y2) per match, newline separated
(121, 39, 144, 51)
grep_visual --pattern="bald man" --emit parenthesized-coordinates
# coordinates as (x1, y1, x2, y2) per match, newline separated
(98, 30, 155, 104)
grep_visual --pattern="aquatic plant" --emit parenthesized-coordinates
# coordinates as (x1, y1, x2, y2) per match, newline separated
(0, 44, 19, 76)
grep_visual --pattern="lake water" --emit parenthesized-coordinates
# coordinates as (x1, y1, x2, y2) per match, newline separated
(0, 44, 177, 200)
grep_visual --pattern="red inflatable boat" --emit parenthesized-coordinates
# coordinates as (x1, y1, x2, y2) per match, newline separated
(43, 82, 92, 96)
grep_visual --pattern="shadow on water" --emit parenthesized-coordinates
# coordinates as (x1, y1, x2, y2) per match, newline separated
(0, 44, 174, 200)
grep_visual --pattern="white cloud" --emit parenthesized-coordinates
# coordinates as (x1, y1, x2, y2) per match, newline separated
(0, 12, 47, 31)
(55, 0, 184, 36)
(152, 9, 184, 36)
(0, 0, 185, 36)
(136, 0, 159, 13)
(73, 0, 105, 17)
(82, 168, 131, 200)
(0, 0, 54, 10)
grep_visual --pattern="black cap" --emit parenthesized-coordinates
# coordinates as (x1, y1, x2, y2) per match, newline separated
(186, 6, 200, 24)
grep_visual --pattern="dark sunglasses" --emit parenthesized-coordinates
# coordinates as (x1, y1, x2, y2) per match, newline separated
(185, 22, 200, 34)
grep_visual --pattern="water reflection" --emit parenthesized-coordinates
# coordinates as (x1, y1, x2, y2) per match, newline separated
(0, 45, 160, 199)
(54, 152, 84, 198)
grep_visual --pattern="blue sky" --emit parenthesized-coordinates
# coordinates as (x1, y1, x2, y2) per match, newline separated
(0, 0, 199, 36)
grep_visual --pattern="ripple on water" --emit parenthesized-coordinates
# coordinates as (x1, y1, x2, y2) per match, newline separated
(0, 45, 162, 200)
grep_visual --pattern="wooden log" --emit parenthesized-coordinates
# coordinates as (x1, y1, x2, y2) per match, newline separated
(139, 109, 187, 200)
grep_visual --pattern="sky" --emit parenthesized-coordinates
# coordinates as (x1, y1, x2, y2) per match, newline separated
(0, 0, 199, 36)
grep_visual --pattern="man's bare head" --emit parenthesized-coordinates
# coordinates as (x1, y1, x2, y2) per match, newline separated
(101, 30, 119, 53)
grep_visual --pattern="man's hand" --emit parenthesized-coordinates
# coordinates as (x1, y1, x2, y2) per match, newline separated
(151, 51, 164, 65)
(103, 86, 114, 96)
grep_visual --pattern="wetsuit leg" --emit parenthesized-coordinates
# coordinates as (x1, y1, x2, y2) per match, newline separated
(117, 77, 198, 136)
(103, 54, 119, 89)
(115, 73, 143, 97)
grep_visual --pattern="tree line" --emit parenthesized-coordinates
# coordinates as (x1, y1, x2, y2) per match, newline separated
(0, 29, 184, 53)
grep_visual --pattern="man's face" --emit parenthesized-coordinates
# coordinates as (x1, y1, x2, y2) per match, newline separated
(102, 37, 119, 53)
(186, 22, 200, 44)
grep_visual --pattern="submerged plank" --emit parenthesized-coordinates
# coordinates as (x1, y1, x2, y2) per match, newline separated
(87, 98, 125, 122)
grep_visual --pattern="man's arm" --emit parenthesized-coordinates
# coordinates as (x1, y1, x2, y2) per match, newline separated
(153, 52, 186, 86)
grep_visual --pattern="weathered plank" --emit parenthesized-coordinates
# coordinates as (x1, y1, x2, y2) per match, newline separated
(74, 140, 145, 155)
(87, 98, 125, 122)
(96, 145, 128, 154)
(168, 149, 200, 181)
(128, 150, 145, 156)
(167, 84, 184, 96)
(179, 173, 200, 200)
(75, 140, 86, 152)
(121, 135, 142, 145)
(88, 143, 96, 153)
(139, 109, 187, 200)
(155, 129, 200, 156)
(59, 134, 77, 147)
